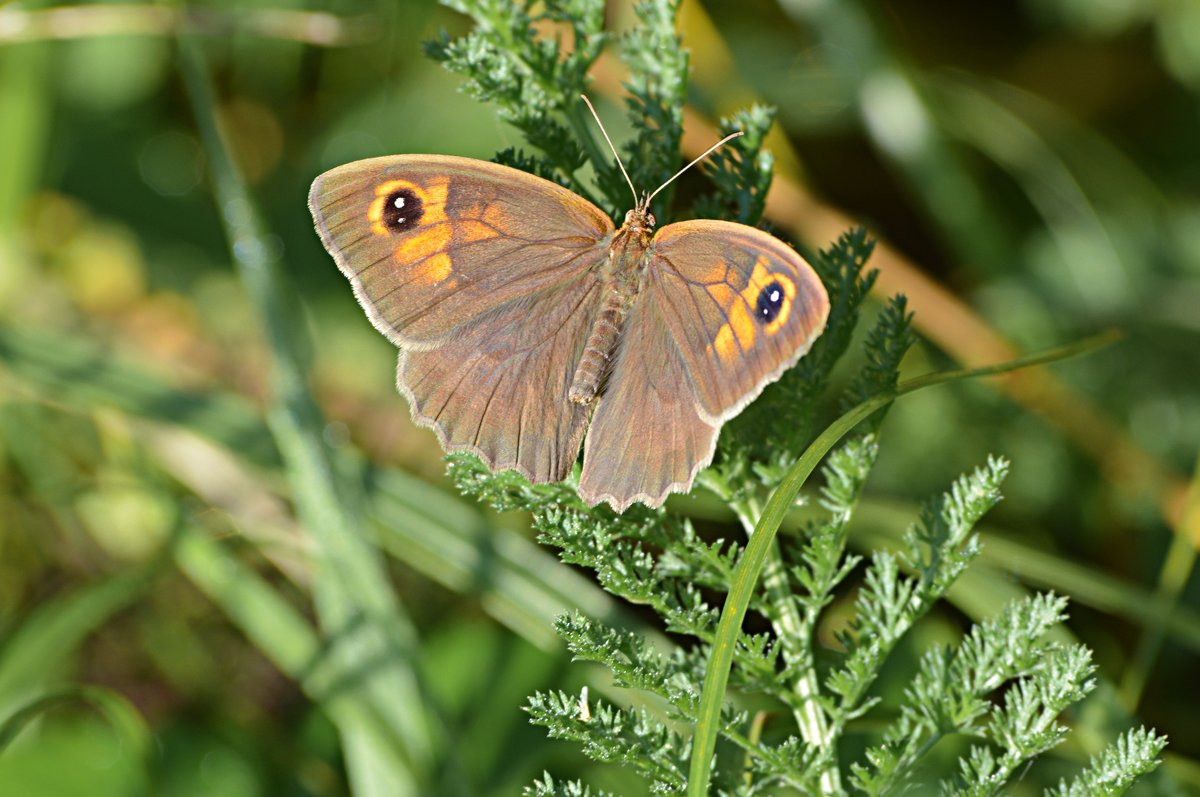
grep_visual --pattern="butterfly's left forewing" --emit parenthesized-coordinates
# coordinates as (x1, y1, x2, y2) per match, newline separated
(647, 220, 830, 424)
(579, 220, 829, 510)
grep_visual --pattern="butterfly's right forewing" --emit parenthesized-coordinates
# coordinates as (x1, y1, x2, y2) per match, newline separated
(309, 154, 614, 346)
(309, 155, 614, 482)
(648, 220, 829, 423)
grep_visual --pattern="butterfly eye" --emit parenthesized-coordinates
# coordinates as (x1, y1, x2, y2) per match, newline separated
(755, 281, 786, 324)
(382, 188, 424, 232)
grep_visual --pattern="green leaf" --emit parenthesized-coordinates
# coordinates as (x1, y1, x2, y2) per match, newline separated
(1045, 727, 1168, 797)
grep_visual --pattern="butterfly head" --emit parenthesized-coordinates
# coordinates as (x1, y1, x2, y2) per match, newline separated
(579, 93, 742, 239)
(623, 203, 656, 234)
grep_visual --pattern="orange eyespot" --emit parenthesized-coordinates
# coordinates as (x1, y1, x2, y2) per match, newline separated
(365, 177, 457, 285)
(708, 256, 796, 362)
(367, 177, 450, 237)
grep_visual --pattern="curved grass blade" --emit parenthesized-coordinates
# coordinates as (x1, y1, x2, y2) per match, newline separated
(0, 686, 153, 795)
(0, 686, 152, 760)
(686, 329, 1121, 796)
(0, 568, 156, 707)
(177, 37, 437, 797)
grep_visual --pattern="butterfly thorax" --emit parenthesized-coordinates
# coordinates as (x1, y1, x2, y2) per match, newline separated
(567, 207, 656, 405)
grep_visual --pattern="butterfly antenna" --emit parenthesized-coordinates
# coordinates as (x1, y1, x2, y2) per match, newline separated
(580, 94, 639, 208)
(644, 130, 744, 206)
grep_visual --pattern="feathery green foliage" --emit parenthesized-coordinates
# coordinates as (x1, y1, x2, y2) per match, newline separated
(432, 1, 1165, 795)
(432, 1, 1171, 797)
(526, 772, 618, 797)
(1045, 728, 1168, 797)
(426, 0, 609, 203)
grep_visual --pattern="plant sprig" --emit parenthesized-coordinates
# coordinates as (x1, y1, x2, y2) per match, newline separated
(430, 2, 1166, 795)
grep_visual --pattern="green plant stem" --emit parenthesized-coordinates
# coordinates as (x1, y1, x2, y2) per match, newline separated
(732, 496, 841, 793)
(742, 710, 769, 788)
(685, 329, 1121, 797)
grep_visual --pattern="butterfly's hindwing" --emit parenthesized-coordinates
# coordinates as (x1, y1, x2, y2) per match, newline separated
(579, 294, 718, 512)
(401, 272, 604, 482)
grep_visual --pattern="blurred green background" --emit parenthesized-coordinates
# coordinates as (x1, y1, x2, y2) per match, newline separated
(1, 0, 1198, 795)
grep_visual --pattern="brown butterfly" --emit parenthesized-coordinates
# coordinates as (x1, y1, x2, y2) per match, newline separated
(308, 100, 829, 512)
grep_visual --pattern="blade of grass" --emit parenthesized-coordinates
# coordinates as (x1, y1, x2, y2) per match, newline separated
(1117, 452, 1200, 709)
(0, 567, 157, 707)
(172, 528, 321, 679)
(0, 5, 371, 45)
(177, 36, 437, 797)
(773, 0, 1015, 276)
(925, 73, 1131, 311)
(0, 36, 50, 248)
(686, 330, 1119, 797)
(366, 464, 638, 648)
(0, 324, 281, 470)
(0, 685, 153, 789)
(0, 322, 643, 652)
(172, 524, 438, 776)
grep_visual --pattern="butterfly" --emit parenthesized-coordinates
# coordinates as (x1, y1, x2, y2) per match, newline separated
(308, 100, 829, 512)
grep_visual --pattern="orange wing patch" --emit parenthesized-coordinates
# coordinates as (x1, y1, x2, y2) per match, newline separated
(395, 223, 452, 263)
(707, 256, 797, 362)
(419, 252, 453, 284)
(455, 218, 502, 244)
(365, 177, 460, 286)
(364, 178, 515, 287)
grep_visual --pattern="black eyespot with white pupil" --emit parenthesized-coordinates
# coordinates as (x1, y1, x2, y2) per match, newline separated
(755, 281, 785, 324)
(382, 188, 423, 232)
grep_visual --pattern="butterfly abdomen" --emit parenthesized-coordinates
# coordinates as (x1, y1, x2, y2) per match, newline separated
(569, 291, 628, 404)
(568, 224, 650, 405)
